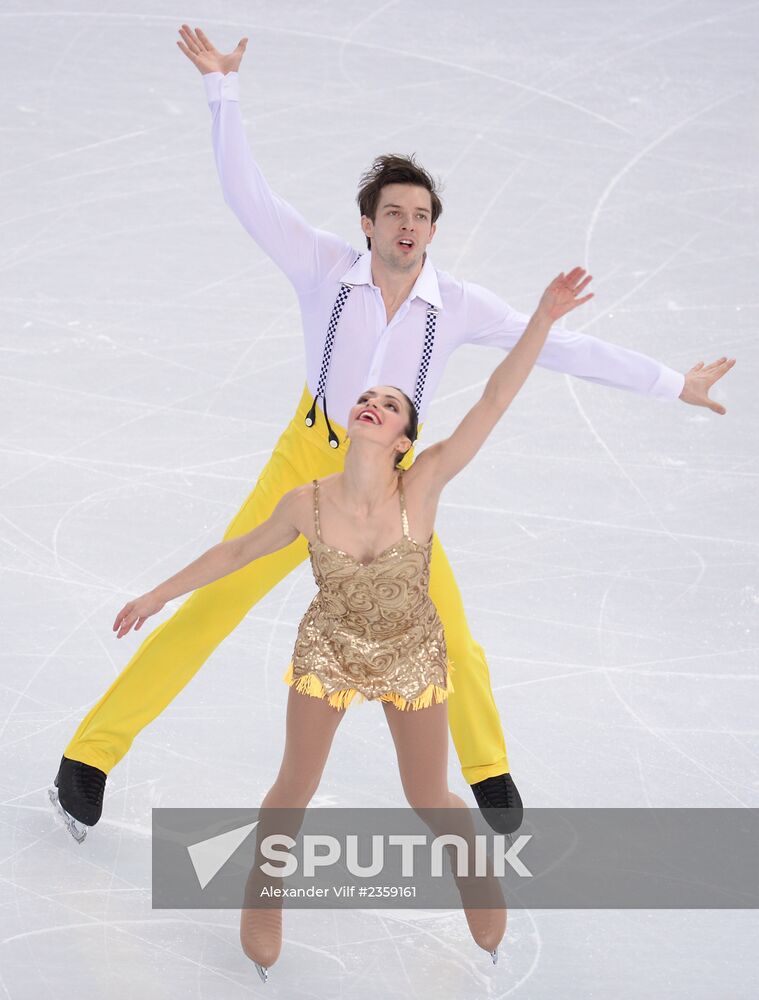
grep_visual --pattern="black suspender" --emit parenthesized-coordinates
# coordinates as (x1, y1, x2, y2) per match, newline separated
(304, 281, 353, 448)
(305, 257, 439, 447)
(414, 304, 438, 415)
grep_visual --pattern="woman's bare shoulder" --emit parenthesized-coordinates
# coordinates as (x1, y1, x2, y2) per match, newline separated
(276, 481, 315, 536)
(286, 472, 339, 498)
(315, 472, 342, 490)
(284, 474, 343, 534)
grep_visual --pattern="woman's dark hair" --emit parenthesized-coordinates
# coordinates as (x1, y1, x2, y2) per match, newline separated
(356, 154, 443, 250)
(390, 386, 419, 468)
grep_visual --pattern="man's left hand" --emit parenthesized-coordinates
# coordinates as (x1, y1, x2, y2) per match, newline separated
(679, 357, 736, 415)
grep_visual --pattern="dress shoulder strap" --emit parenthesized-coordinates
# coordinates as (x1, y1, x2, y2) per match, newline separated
(397, 469, 410, 540)
(312, 480, 322, 541)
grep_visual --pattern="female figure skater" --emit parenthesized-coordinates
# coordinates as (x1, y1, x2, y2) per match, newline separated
(114, 267, 593, 979)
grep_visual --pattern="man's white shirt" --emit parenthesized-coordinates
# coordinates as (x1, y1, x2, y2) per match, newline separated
(203, 70, 685, 430)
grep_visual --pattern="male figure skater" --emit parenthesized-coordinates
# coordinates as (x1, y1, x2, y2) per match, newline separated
(49, 27, 734, 844)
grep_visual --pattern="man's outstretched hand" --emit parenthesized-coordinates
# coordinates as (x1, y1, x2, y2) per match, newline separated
(176, 25, 248, 75)
(679, 357, 736, 415)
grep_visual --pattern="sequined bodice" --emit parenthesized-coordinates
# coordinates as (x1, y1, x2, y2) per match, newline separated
(307, 534, 435, 639)
(290, 469, 448, 703)
(306, 472, 434, 637)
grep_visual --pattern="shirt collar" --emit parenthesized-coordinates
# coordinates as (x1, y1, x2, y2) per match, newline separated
(339, 250, 443, 311)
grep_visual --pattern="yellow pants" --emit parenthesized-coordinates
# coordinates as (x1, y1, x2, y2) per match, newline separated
(64, 385, 509, 784)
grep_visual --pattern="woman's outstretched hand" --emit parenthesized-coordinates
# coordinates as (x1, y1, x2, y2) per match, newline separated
(113, 592, 166, 639)
(176, 25, 248, 76)
(537, 267, 594, 322)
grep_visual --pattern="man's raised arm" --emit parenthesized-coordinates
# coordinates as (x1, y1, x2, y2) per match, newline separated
(178, 26, 354, 291)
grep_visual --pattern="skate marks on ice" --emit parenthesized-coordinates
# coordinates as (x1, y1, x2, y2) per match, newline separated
(3, 0, 758, 997)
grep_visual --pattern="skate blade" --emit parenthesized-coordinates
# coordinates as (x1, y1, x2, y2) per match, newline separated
(47, 786, 88, 844)
(254, 962, 269, 983)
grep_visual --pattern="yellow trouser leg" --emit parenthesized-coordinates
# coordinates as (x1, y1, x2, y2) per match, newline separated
(64, 387, 345, 773)
(427, 534, 510, 784)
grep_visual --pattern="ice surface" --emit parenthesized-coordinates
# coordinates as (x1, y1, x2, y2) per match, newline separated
(1, 1, 757, 996)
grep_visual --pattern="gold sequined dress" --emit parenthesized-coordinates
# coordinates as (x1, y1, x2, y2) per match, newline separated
(283, 469, 454, 710)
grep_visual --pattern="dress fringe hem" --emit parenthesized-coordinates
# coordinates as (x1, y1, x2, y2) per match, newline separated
(283, 661, 455, 712)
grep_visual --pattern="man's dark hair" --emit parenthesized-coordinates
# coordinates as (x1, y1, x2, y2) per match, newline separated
(390, 386, 419, 468)
(356, 154, 443, 250)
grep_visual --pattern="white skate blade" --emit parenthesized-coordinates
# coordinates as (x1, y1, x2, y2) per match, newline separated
(48, 786, 89, 844)
(254, 962, 269, 983)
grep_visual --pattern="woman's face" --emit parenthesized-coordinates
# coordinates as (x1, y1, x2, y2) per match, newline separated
(348, 386, 412, 455)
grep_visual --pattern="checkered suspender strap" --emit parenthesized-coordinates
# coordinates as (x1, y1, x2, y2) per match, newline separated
(413, 304, 439, 415)
(304, 279, 356, 448)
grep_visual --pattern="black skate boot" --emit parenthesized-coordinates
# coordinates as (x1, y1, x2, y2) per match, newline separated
(48, 755, 107, 844)
(471, 773, 523, 839)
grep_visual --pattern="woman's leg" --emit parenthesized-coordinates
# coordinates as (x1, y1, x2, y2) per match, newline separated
(261, 686, 347, 808)
(240, 688, 347, 968)
(381, 699, 506, 953)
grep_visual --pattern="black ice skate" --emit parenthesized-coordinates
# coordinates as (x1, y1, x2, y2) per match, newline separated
(48, 755, 107, 844)
(471, 773, 523, 839)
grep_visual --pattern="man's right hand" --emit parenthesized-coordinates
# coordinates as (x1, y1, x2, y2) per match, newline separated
(176, 24, 248, 75)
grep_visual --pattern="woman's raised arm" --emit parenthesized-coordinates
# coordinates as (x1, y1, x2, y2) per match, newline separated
(421, 267, 594, 488)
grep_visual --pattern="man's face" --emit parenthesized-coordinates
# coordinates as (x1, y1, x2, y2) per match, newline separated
(361, 184, 436, 272)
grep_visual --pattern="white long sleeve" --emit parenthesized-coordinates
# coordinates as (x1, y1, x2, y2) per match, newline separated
(202, 70, 354, 292)
(462, 279, 685, 400)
